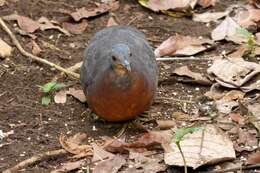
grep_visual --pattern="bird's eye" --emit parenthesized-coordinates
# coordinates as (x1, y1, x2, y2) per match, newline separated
(129, 53, 132, 57)
(112, 56, 117, 61)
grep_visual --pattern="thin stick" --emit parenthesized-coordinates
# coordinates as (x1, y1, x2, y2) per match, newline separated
(2, 149, 67, 173)
(156, 57, 211, 61)
(200, 164, 260, 173)
(0, 17, 80, 79)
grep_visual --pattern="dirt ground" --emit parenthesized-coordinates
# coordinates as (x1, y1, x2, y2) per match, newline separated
(0, 0, 246, 172)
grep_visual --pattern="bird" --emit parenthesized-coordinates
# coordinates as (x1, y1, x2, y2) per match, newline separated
(80, 26, 157, 122)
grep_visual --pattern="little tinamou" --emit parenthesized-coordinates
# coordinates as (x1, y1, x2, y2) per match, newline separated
(80, 26, 157, 122)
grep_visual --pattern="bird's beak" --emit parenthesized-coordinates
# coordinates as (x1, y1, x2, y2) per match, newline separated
(123, 60, 131, 72)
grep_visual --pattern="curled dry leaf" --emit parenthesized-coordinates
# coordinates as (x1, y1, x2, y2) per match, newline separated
(31, 40, 42, 55)
(154, 34, 213, 57)
(207, 58, 260, 92)
(50, 159, 86, 173)
(54, 90, 67, 104)
(0, 38, 12, 58)
(173, 65, 212, 85)
(59, 133, 92, 157)
(38, 17, 70, 36)
(67, 88, 87, 103)
(215, 90, 245, 114)
(3, 14, 40, 33)
(211, 17, 247, 44)
(156, 120, 176, 130)
(193, 11, 228, 23)
(70, 1, 119, 22)
(93, 155, 126, 173)
(164, 125, 236, 169)
(62, 20, 88, 35)
(236, 8, 260, 29)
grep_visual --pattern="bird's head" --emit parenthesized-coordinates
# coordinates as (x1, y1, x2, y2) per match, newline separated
(110, 43, 132, 76)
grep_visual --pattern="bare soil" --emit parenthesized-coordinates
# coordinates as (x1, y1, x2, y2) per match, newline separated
(0, 0, 242, 172)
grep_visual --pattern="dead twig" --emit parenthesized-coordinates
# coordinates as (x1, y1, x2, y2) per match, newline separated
(2, 149, 68, 173)
(0, 17, 80, 79)
(201, 164, 260, 173)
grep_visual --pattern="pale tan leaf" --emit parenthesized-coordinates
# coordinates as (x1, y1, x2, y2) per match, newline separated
(54, 90, 67, 104)
(236, 9, 260, 29)
(155, 34, 213, 57)
(0, 38, 12, 58)
(207, 58, 260, 91)
(3, 14, 40, 33)
(66, 88, 86, 103)
(62, 20, 88, 35)
(93, 155, 126, 173)
(50, 159, 86, 173)
(248, 151, 260, 164)
(156, 120, 176, 130)
(92, 144, 115, 162)
(197, 0, 218, 8)
(164, 125, 236, 169)
(248, 102, 260, 132)
(173, 65, 212, 85)
(0, 0, 6, 6)
(107, 16, 118, 27)
(147, 0, 197, 11)
(193, 11, 228, 23)
(38, 17, 70, 36)
(70, 1, 118, 22)
(211, 17, 246, 44)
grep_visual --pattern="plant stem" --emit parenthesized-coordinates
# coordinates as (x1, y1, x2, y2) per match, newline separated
(177, 142, 188, 173)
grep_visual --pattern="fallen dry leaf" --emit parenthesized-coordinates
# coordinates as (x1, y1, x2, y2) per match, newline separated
(205, 83, 226, 100)
(193, 11, 228, 23)
(207, 58, 260, 92)
(248, 102, 260, 132)
(236, 8, 260, 29)
(234, 129, 258, 152)
(211, 17, 247, 44)
(67, 88, 86, 103)
(62, 20, 88, 35)
(247, 151, 260, 164)
(107, 16, 118, 27)
(59, 133, 92, 157)
(164, 125, 236, 169)
(93, 155, 126, 173)
(0, 38, 12, 58)
(146, 0, 197, 11)
(31, 40, 42, 55)
(127, 150, 166, 173)
(38, 17, 70, 36)
(197, 0, 218, 8)
(173, 65, 212, 85)
(3, 14, 40, 33)
(50, 159, 86, 173)
(70, 1, 118, 22)
(54, 90, 67, 104)
(0, 0, 5, 6)
(249, 0, 260, 8)
(92, 144, 115, 162)
(229, 113, 245, 124)
(156, 120, 176, 130)
(154, 34, 213, 57)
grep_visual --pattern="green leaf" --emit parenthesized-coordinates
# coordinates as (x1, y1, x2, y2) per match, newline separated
(40, 82, 65, 93)
(175, 127, 201, 144)
(236, 27, 253, 39)
(42, 96, 51, 106)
